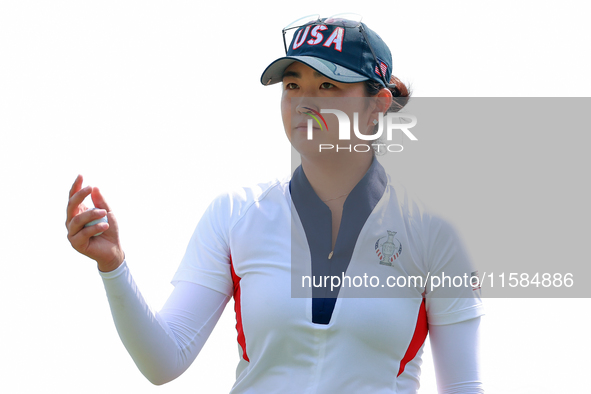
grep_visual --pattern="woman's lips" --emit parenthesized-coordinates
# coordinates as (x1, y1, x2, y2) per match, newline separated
(294, 122, 321, 131)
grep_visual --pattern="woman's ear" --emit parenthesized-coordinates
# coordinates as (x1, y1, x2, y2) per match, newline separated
(375, 87, 393, 114)
(367, 87, 393, 128)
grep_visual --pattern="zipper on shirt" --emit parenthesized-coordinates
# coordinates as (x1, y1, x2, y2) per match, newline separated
(328, 251, 333, 259)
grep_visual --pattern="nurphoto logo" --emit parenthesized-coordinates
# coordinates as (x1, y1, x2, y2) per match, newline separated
(305, 109, 418, 153)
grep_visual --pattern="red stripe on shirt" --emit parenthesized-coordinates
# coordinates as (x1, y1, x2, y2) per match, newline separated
(397, 298, 428, 377)
(230, 256, 249, 362)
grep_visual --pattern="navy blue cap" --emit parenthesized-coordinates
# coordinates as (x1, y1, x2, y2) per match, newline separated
(260, 20, 393, 87)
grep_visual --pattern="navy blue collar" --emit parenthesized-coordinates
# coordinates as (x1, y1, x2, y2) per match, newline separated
(290, 156, 387, 211)
(289, 157, 388, 324)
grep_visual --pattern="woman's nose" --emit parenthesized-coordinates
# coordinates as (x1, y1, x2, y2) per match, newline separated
(295, 102, 320, 115)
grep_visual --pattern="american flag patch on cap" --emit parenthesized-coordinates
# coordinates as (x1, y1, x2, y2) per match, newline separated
(374, 58, 388, 78)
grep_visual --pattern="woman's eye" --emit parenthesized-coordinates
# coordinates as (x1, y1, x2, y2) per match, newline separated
(320, 82, 335, 89)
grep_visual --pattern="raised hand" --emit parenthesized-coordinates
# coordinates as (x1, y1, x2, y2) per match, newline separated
(66, 175, 125, 272)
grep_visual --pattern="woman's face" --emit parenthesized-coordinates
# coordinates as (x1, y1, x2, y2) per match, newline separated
(280, 61, 377, 158)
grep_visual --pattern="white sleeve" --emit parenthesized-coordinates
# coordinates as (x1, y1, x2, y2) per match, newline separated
(172, 193, 234, 297)
(422, 214, 485, 325)
(99, 260, 230, 385)
(429, 317, 484, 394)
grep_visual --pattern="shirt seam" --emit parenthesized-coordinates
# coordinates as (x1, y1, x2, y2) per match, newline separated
(229, 179, 284, 233)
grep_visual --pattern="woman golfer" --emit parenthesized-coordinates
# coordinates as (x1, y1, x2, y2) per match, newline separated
(66, 14, 484, 393)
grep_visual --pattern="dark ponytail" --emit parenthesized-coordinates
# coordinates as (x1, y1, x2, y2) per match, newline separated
(364, 75, 412, 155)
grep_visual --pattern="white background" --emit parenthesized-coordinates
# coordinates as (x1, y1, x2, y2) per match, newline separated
(1, 1, 589, 393)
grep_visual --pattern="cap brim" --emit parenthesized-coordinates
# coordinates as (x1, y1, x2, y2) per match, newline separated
(260, 56, 369, 86)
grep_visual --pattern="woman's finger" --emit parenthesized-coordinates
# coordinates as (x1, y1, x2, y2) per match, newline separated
(66, 175, 84, 227)
(91, 187, 112, 213)
(70, 219, 110, 244)
(68, 174, 83, 198)
(67, 207, 107, 237)
(66, 185, 93, 225)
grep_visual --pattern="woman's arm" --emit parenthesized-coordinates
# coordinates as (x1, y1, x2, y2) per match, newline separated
(66, 176, 232, 384)
(429, 317, 483, 394)
(100, 260, 230, 385)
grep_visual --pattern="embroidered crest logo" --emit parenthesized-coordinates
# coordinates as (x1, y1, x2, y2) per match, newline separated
(375, 230, 402, 266)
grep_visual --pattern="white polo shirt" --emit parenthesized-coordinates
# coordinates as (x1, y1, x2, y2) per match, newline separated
(172, 157, 484, 393)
